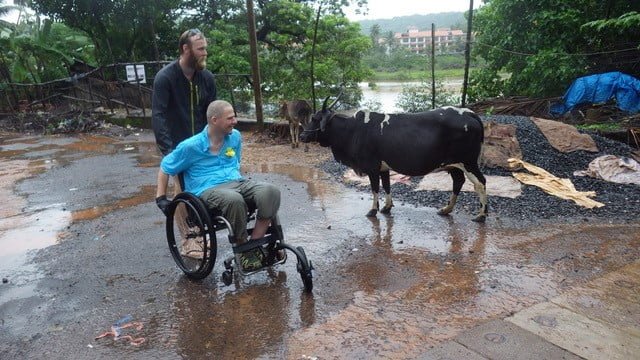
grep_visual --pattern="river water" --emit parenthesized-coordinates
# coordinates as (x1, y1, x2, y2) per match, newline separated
(359, 80, 464, 113)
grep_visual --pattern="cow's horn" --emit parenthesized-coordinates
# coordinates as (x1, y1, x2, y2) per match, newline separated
(328, 87, 344, 110)
(321, 95, 331, 111)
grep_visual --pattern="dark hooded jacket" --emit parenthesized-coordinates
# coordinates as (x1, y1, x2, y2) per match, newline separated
(152, 60, 217, 155)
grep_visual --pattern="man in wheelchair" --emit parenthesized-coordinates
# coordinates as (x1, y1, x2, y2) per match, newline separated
(155, 100, 281, 272)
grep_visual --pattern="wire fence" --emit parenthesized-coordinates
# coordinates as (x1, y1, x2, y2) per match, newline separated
(0, 61, 251, 120)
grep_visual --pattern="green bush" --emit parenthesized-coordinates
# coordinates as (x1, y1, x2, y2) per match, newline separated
(396, 80, 457, 112)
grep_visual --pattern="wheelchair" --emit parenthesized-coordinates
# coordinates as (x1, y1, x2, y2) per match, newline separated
(165, 192, 314, 292)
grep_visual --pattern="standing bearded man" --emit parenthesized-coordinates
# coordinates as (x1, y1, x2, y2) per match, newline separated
(152, 29, 217, 156)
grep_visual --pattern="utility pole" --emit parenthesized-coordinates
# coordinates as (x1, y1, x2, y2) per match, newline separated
(431, 23, 436, 109)
(246, 0, 264, 128)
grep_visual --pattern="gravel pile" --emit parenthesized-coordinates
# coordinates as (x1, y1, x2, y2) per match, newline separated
(320, 115, 640, 222)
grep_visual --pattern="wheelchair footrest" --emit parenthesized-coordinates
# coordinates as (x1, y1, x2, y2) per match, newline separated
(232, 234, 275, 254)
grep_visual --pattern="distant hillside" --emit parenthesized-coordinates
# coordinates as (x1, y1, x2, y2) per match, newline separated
(356, 12, 466, 35)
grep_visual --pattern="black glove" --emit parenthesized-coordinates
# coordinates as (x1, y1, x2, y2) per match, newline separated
(155, 195, 171, 216)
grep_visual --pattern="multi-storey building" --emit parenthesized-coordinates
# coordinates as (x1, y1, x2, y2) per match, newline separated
(394, 28, 466, 54)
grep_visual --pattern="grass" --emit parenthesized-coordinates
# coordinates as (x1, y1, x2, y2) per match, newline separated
(367, 68, 466, 82)
(577, 122, 625, 132)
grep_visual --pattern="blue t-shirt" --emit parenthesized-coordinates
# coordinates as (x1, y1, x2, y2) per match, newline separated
(161, 126, 243, 196)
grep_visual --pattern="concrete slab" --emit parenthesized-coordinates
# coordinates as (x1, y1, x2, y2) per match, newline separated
(552, 266, 640, 337)
(416, 341, 488, 360)
(455, 319, 581, 360)
(507, 301, 640, 360)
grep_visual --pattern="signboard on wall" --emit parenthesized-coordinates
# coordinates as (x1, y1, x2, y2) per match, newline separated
(125, 64, 146, 84)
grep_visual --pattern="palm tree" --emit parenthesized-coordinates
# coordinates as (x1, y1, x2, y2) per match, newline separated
(0, 0, 18, 30)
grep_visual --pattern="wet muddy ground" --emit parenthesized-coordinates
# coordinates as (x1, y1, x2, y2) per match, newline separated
(0, 129, 639, 359)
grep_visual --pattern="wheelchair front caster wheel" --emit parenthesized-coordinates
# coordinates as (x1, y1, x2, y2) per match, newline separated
(295, 246, 313, 292)
(222, 270, 233, 286)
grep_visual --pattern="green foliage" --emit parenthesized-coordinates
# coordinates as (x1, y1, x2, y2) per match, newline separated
(32, 0, 180, 63)
(360, 98, 382, 112)
(0, 12, 95, 83)
(466, 68, 503, 102)
(395, 80, 457, 112)
(470, 0, 640, 100)
(202, 2, 371, 110)
(583, 11, 640, 33)
(7, 0, 371, 110)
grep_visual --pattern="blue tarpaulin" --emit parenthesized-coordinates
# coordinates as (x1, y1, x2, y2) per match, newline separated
(550, 72, 640, 115)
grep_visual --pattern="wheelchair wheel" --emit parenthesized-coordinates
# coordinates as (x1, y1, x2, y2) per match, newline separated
(166, 192, 217, 280)
(295, 246, 313, 292)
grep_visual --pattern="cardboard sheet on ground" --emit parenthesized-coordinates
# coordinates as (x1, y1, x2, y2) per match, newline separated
(531, 117, 599, 153)
(415, 172, 522, 198)
(574, 155, 640, 186)
(508, 158, 604, 209)
(481, 121, 523, 169)
(343, 169, 522, 198)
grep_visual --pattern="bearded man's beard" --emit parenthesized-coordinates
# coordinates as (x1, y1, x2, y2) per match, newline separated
(187, 53, 207, 71)
(195, 56, 207, 71)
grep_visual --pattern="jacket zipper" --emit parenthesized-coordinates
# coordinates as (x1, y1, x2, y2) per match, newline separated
(190, 81, 195, 135)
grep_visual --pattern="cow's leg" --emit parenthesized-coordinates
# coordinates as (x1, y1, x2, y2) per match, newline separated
(438, 167, 465, 216)
(302, 124, 309, 152)
(367, 172, 381, 217)
(293, 122, 300, 148)
(464, 162, 488, 222)
(289, 122, 297, 148)
(380, 170, 393, 214)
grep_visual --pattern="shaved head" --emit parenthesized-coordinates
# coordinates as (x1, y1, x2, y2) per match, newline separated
(207, 100, 233, 121)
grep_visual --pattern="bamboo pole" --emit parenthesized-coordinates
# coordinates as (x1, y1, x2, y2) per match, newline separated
(461, 0, 474, 107)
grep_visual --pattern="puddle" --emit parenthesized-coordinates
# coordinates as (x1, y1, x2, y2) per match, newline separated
(243, 163, 332, 198)
(0, 206, 70, 257)
(71, 185, 156, 221)
(0, 133, 157, 290)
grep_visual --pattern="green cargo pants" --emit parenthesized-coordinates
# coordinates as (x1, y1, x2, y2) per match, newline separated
(200, 179, 280, 243)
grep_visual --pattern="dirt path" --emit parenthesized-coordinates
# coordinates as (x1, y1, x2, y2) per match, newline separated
(1, 129, 639, 359)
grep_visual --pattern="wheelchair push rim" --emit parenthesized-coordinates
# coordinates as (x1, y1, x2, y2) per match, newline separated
(166, 192, 217, 280)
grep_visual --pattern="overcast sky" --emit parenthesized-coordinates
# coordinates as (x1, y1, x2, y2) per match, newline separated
(345, 0, 480, 21)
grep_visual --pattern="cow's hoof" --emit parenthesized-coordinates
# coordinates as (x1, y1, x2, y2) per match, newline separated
(472, 214, 486, 223)
(291, 143, 296, 148)
(437, 208, 452, 216)
(366, 209, 378, 217)
(380, 207, 392, 215)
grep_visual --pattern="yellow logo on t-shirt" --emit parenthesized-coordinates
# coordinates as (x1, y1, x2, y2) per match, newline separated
(225, 147, 235, 157)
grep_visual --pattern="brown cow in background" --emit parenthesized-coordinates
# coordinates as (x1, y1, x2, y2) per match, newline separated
(279, 100, 312, 150)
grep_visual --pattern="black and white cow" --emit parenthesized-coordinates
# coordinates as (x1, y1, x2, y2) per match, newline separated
(299, 97, 488, 222)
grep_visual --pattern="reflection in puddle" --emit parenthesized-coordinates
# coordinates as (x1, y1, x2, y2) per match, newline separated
(243, 163, 330, 198)
(0, 207, 70, 256)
